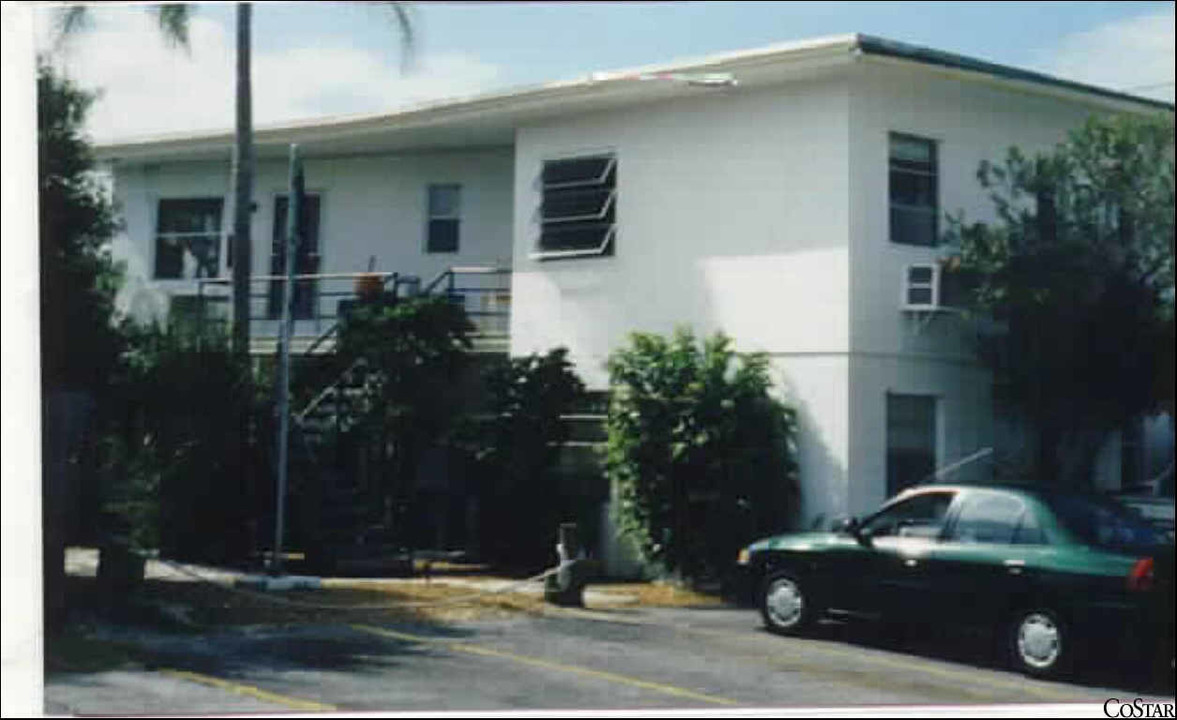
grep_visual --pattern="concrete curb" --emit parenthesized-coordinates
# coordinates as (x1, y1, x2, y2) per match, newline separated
(234, 575, 322, 591)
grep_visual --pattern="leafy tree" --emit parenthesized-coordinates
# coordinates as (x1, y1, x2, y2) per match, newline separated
(334, 296, 473, 530)
(604, 328, 800, 580)
(228, 2, 413, 356)
(472, 348, 586, 568)
(39, 57, 129, 627)
(945, 113, 1175, 487)
(38, 58, 124, 393)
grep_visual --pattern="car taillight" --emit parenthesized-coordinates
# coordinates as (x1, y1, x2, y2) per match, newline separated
(1127, 557, 1155, 592)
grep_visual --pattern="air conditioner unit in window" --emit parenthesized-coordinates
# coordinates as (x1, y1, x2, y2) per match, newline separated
(901, 263, 941, 311)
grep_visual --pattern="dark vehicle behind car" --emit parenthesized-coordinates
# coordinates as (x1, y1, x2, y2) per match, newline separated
(735, 484, 1174, 680)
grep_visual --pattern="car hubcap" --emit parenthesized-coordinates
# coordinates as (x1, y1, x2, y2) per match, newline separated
(1017, 613, 1061, 669)
(766, 578, 804, 628)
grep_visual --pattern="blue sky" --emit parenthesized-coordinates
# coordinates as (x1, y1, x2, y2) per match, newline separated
(32, 1, 1177, 140)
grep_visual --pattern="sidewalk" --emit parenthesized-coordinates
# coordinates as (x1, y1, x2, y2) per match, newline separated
(62, 547, 728, 624)
(64, 547, 645, 610)
(66, 547, 248, 585)
(321, 575, 642, 607)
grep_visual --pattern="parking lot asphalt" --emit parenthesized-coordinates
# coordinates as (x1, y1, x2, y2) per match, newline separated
(44, 600, 1175, 715)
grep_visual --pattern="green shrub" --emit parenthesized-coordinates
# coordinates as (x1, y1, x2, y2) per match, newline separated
(93, 321, 263, 563)
(605, 328, 799, 580)
(331, 295, 475, 533)
(471, 348, 586, 568)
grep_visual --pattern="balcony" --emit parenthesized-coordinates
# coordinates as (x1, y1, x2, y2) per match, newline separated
(182, 266, 511, 355)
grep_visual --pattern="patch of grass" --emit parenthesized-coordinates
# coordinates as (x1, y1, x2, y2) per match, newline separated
(589, 581, 724, 608)
(124, 578, 551, 626)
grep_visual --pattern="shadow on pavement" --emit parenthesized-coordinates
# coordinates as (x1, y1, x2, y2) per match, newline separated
(46, 575, 479, 682)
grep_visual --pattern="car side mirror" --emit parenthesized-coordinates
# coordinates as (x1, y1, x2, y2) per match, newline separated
(854, 526, 875, 548)
(833, 516, 859, 535)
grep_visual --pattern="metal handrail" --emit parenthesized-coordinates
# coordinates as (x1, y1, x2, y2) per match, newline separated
(295, 357, 366, 423)
(291, 265, 509, 420)
(197, 271, 402, 285)
(298, 272, 418, 359)
(422, 265, 510, 295)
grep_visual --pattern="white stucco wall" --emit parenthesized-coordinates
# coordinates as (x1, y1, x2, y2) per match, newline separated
(511, 76, 853, 378)
(109, 147, 514, 330)
(843, 61, 1123, 505)
(511, 75, 856, 541)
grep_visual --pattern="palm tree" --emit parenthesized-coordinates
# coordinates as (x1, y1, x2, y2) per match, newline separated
(232, 3, 413, 357)
(56, 4, 192, 49)
(55, 2, 415, 357)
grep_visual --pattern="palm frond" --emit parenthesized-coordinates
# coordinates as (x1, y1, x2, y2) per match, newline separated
(52, 4, 191, 53)
(392, 3, 416, 73)
(53, 6, 91, 49)
(151, 4, 192, 52)
(369, 2, 416, 74)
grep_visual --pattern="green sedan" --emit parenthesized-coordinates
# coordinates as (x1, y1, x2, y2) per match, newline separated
(735, 484, 1174, 679)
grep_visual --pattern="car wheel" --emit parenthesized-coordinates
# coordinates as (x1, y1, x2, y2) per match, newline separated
(760, 571, 817, 635)
(1008, 608, 1071, 678)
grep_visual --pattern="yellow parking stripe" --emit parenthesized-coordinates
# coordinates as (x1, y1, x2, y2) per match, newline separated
(159, 668, 337, 712)
(506, 608, 1085, 703)
(351, 624, 737, 707)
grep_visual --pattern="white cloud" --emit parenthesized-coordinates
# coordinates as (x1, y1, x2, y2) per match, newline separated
(35, 6, 502, 142)
(1035, 7, 1175, 103)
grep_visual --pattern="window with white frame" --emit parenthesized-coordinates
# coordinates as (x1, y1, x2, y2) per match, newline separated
(889, 134, 938, 247)
(537, 154, 616, 258)
(886, 393, 937, 496)
(426, 184, 461, 254)
(154, 198, 224, 279)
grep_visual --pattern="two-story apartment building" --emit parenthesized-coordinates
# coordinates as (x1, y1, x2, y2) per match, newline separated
(97, 34, 1174, 573)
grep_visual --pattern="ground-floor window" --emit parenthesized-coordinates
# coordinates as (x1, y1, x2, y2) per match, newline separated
(886, 393, 937, 496)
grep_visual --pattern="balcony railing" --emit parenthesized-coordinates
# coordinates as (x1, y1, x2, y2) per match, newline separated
(424, 265, 512, 339)
(186, 266, 510, 354)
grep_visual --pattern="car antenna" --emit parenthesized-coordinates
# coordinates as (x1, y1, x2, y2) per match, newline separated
(918, 447, 993, 486)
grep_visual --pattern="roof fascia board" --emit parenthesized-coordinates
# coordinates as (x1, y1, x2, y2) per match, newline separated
(97, 37, 860, 164)
(855, 34, 1174, 114)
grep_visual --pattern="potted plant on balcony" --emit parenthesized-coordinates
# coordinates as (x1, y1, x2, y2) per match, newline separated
(354, 256, 385, 302)
(355, 272, 384, 301)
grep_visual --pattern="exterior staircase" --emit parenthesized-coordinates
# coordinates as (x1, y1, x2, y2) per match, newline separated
(273, 266, 510, 574)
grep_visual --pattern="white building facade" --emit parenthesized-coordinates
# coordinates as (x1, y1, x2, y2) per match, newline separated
(98, 35, 1174, 567)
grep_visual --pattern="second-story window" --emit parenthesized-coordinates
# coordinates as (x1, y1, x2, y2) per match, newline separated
(426, 184, 461, 254)
(537, 153, 616, 259)
(889, 133, 938, 247)
(154, 198, 223, 279)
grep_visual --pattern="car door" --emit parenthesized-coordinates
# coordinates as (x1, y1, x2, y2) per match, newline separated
(923, 490, 1042, 630)
(852, 490, 958, 620)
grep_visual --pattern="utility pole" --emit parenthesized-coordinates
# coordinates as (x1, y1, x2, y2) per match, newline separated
(231, 2, 254, 359)
(273, 144, 303, 575)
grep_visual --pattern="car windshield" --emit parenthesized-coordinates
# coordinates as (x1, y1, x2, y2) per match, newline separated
(1047, 495, 1167, 550)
